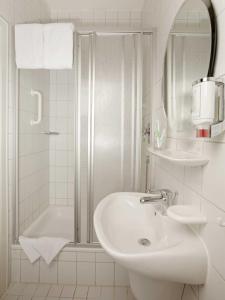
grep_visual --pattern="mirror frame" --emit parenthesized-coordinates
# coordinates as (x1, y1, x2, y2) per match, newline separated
(163, 0, 218, 120)
(204, 0, 217, 76)
(165, 0, 218, 77)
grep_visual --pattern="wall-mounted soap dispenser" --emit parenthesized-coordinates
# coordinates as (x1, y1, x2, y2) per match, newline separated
(192, 77, 225, 138)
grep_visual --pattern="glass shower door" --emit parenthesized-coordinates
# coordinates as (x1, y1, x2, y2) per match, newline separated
(76, 33, 145, 244)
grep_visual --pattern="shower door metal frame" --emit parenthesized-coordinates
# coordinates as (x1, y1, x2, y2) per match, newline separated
(74, 31, 153, 246)
(14, 30, 153, 247)
(87, 33, 96, 244)
(74, 32, 97, 245)
(0, 15, 9, 291)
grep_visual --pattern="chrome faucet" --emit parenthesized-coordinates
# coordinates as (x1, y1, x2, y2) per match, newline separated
(140, 189, 176, 213)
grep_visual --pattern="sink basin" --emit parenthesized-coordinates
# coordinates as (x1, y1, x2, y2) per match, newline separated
(94, 192, 208, 300)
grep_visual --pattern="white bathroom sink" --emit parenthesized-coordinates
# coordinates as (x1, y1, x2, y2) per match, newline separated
(94, 192, 207, 286)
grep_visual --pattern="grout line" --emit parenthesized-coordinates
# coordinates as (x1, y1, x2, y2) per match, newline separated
(212, 265, 225, 284)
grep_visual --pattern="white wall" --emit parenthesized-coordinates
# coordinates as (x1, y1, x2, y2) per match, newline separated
(142, 0, 225, 299)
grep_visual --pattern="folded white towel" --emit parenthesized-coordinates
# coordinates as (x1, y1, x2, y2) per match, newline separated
(15, 24, 44, 69)
(19, 236, 69, 264)
(43, 23, 74, 69)
(15, 23, 74, 70)
(19, 236, 40, 263)
(33, 237, 69, 264)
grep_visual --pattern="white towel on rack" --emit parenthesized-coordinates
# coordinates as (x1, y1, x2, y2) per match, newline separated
(43, 23, 74, 69)
(19, 236, 69, 264)
(15, 24, 44, 69)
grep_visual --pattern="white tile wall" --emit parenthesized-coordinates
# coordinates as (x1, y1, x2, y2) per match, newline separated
(20, 260, 39, 283)
(11, 246, 129, 287)
(1, 0, 50, 293)
(49, 9, 144, 29)
(40, 260, 58, 284)
(77, 262, 95, 286)
(58, 261, 76, 285)
(199, 266, 225, 300)
(49, 70, 75, 207)
(142, 0, 225, 298)
(96, 263, 114, 286)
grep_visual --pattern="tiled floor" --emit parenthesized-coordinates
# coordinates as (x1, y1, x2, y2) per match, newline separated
(1, 283, 136, 300)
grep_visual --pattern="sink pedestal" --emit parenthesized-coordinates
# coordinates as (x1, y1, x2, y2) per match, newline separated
(129, 272, 183, 300)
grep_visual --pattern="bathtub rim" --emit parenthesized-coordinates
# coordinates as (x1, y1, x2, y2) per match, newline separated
(15, 205, 101, 248)
(12, 243, 103, 252)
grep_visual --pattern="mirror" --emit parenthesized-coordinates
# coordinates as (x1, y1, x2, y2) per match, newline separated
(163, 0, 217, 134)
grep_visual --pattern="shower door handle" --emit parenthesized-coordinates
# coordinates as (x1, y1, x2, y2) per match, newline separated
(40, 131, 60, 135)
(30, 89, 42, 125)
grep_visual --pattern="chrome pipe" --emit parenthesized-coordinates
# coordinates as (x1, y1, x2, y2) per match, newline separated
(89, 32, 96, 244)
(75, 32, 81, 244)
(145, 155, 150, 193)
(15, 70, 20, 242)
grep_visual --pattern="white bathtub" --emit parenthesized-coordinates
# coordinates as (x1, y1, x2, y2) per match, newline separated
(23, 206, 74, 241)
(12, 206, 130, 285)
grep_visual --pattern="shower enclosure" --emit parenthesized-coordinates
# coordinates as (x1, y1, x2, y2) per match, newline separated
(16, 31, 152, 246)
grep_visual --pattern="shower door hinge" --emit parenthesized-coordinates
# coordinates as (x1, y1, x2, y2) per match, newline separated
(143, 124, 151, 144)
(143, 127, 150, 137)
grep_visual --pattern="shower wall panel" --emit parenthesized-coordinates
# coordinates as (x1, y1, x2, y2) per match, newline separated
(77, 33, 143, 243)
(18, 70, 50, 234)
(49, 70, 75, 207)
(141, 35, 153, 193)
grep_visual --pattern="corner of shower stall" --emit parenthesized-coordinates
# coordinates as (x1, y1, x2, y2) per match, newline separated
(11, 31, 153, 284)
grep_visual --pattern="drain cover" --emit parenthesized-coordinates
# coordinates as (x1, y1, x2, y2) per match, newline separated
(138, 238, 151, 246)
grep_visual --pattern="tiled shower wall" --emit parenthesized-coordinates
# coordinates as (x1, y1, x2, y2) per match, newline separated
(18, 70, 50, 233)
(1, 0, 50, 245)
(49, 70, 75, 207)
(142, 0, 225, 299)
(0, 0, 50, 287)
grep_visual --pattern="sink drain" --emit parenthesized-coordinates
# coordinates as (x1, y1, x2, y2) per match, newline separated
(138, 238, 151, 246)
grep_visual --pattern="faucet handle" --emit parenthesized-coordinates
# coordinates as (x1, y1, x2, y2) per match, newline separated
(160, 189, 178, 206)
(144, 188, 178, 206)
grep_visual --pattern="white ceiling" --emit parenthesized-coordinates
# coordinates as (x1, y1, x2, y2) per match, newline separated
(44, 0, 146, 11)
